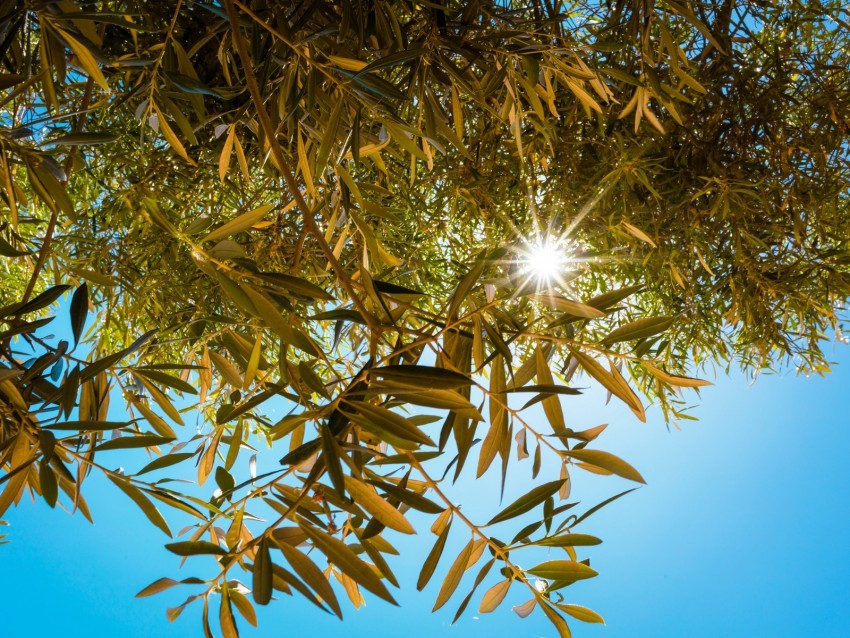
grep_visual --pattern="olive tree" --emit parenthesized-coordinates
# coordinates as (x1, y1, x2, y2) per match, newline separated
(1, 0, 848, 635)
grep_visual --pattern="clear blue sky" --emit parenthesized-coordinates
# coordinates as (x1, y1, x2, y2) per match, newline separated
(5, 343, 850, 637)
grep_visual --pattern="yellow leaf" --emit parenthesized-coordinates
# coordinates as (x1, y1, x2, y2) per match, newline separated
(56, 28, 108, 90)
(153, 104, 194, 165)
(343, 475, 415, 534)
(479, 579, 511, 613)
(327, 55, 367, 71)
(568, 348, 645, 422)
(622, 221, 657, 248)
(219, 125, 235, 182)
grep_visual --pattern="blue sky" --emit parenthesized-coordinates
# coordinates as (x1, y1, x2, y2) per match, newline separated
(5, 341, 850, 638)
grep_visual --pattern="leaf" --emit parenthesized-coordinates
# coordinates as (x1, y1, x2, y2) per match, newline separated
(643, 363, 713, 388)
(585, 285, 644, 310)
(601, 316, 675, 345)
(568, 348, 645, 422)
(39, 461, 58, 507)
(164, 540, 226, 556)
(229, 589, 257, 627)
(558, 603, 605, 624)
(433, 538, 475, 611)
(369, 365, 473, 389)
(451, 557, 495, 624)
(69, 283, 88, 346)
(535, 533, 603, 547)
(622, 221, 657, 248)
(530, 294, 606, 318)
(241, 286, 320, 357)
(417, 519, 451, 590)
(46, 132, 118, 146)
(541, 602, 574, 638)
(574, 488, 639, 526)
(564, 449, 646, 483)
(106, 475, 171, 536)
(487, 479, 565, 525)
(369, 481, 443, 514)
(299, 524, 397, 605)
(135, 452, 195, 476)
(136, 577, 179, 598)
(512, 598, 537, 618)
(341, 401, 435, 449)
(134, 375, 184, 425)
(343, 475, 415, 534)
(56, 28, 109, 90)
(535, 347, 566, 433)
(479, 579, 511, 613)
(133, 367, 198, 394)
(46, 420, 128, 431)
(95, 434, 174, 452)
(252, 537, 273, 605)
(319, 423, 346, 500)
(526, 560, 598, 582)
(275, 542, 342, 618)
(152, 103, 193, 164)
(0, 236, 30, 257)
(208, 351, 243, 388)
(202, 205, 275, 243)
(503, 384, 581, 396)
(257, 272, 335, 301)
(219, 590, 239, 638)
(14, 285, 71, 316)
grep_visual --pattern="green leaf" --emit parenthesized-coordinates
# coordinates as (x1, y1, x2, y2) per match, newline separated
(564, 449, 646, 483)
(433, 538, 474, 611)
(252, 537, 273, 605)
(487, 479, 566, 525)
(369, 481, 444, 514)
(530, 293, 606, 318)
(46, 420, 128, 431)
(202, 205, 275, 243)
(568, 347, 646, 422)
(370, 366, 474, 389)
(164, 540, 227, 556)
(69, 283, 88, 346)
(534, 533, 603, 547)
(46, 132, 119, 146)
(601, 316, 675, 345)
(256, 272, 335, 301)
(275, 542, 342, 618)
(135, 452, 195, 476)
(343, 475, 415, 534)
(96, 434, 173, 451)
(300, 523, 397, 605)
(341, 401, 435, 449)
(0, 236, 30, 257)
(106, 475, 171, 537)
(133, 368, 198, 395)
(417, 519, 451, 591)
(14, 285, 71, 316)
(526, 560, 598, 582)
(241, 286, 320, 357)
(557, 603, 605, 624)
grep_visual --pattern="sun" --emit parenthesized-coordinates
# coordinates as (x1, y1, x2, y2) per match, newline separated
(517, 237, 573, 288)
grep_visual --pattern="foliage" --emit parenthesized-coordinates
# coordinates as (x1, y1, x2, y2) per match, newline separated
(1, 0, 848, 635)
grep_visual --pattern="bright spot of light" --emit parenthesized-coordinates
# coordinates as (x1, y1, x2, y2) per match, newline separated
(518, 237, 572, 287)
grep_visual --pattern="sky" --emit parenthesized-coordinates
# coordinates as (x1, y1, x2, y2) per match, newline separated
(4, 339, 850, 638)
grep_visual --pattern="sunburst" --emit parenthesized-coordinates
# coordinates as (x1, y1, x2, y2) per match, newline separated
(516, 236, 575, 290)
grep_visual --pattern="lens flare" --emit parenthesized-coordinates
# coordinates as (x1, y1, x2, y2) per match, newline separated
(518, 238, 572, 287)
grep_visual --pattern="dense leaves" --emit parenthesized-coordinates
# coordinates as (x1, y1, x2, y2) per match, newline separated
(1, 0, 848, 635)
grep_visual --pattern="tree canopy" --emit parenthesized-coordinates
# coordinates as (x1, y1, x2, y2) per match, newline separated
(1, 0, 848, 634)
